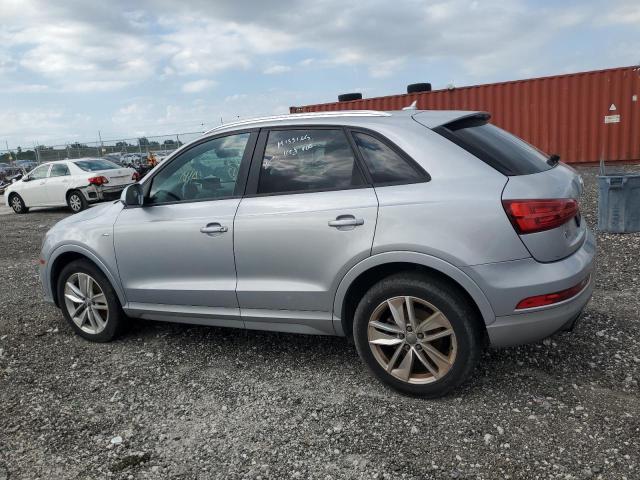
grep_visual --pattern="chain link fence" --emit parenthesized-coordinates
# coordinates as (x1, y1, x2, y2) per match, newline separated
(0, 131, 205, 167)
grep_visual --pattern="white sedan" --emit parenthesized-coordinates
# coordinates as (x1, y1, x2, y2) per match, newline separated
(4, 158, 138, 214)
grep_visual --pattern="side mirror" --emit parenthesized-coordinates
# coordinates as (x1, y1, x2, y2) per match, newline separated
(122, 183, 144, 207)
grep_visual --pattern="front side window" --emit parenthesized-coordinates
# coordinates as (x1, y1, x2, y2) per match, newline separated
(352, 132, 424, 184)
(29, 165, 49, 180)
(148, 133, 250, 204)
(50, 163, 70, 177)
(257, 129, 363, 194)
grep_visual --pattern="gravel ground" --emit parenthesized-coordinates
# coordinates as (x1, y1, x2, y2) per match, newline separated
(1, 165, 639, 480)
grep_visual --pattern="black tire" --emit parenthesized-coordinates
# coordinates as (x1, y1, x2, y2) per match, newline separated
(338, 92, 362, 102)
(353, 272, 483, 398)
(57, 259, 126, 342)
(9, 193, 29, 214)
(407, 82, 432, 93)
(67, 190, 88, 213)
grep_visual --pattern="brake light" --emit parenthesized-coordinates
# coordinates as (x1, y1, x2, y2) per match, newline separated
(503, 198, 579, 234)
(88, 176, 109, 186)
(132, 171, 140, 181)
(516, 276, 590, 309)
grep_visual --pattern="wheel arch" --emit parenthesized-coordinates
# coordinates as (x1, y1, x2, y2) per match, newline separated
(66, 188, 83, 200)
(333, 251, 495, 338)
(48, 245, 126, 308)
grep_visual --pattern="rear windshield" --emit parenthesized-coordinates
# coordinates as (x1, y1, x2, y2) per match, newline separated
(73, 159, 120, 172)
(435, 121, 553, 176)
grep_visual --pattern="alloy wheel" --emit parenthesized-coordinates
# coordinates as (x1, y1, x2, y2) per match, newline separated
(367, 296, 457, 384)
(11, 196, 22, 212)
(63, 272, 109, 334)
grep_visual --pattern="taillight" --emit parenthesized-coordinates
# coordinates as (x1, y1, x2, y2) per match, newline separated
(502, 198, 579, 234)
(516, 276, 590, 309)
(88, 176, 109, 186)
(132, 172, 140, 181)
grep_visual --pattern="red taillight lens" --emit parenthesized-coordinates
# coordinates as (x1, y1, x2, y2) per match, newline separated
(516, 276, 590, 310)
(503, 198, 579, 234)
(88, 176, 109, 186)
(132, 172, 140, 181)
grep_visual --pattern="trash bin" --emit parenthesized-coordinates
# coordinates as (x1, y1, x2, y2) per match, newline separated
(597, 174, 640, 233)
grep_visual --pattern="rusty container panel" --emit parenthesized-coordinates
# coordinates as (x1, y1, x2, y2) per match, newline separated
(291, 66, 640, 164)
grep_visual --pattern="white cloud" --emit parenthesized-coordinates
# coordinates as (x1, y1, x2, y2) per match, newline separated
(182, 79, 216, 93)
(600, 1, 640, 25)
(263, 65, 292, 75)
(1, 0, 639, 146)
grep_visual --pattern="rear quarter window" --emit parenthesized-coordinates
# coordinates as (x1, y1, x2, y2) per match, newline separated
(352, 132, 425, 184)
(434, 121, 553, 176)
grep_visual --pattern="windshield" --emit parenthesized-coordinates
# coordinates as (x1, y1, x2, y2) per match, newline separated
(74, 159, 120, 172)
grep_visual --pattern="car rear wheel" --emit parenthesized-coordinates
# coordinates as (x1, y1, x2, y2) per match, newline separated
(67, 190, 88, 213)
(9, 193, 29, 214)
(57, 259, 126, 342)
(353, 273, 483, 398)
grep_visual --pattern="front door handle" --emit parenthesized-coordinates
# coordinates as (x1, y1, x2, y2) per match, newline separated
(200, 223, 228, 235)
(328, 216, 364, 228)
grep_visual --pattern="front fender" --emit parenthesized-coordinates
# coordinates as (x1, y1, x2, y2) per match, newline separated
(46, 244, 127, 307)
(332, 251, 496, 336)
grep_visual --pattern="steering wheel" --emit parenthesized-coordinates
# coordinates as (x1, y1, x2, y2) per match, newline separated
(181, 179, 200, 200)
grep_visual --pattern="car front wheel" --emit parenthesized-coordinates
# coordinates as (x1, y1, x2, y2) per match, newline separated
(57, 259, 126, 342)
(353, 273, 483, 398)
(9, 193, 29, 214)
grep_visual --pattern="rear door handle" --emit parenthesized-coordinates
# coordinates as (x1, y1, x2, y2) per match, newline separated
(328, 216, 364, 228)
(200, 223, 228, 235)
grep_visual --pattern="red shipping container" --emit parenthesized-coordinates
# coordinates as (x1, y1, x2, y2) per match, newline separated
(290, 66, 640, 164)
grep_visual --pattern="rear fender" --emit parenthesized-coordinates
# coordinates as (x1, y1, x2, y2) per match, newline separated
(332, 251, 496, 336)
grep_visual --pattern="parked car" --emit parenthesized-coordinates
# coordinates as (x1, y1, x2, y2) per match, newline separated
(5, 158, 138, 214)
(0, 164, 25, 192)
(0, 167, 26, 194)
(16, 160, 38, 172)
(38, 110, 595, 397)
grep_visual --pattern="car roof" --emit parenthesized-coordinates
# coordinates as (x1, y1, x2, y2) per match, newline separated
(204, 109, 486, 136)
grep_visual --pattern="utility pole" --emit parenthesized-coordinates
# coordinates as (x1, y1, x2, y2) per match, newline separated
(98, 130, 103, 157)
(5, 140, 12, 164)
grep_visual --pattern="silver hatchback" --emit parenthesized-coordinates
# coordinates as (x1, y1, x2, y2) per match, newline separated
(39, 110, 595, 397)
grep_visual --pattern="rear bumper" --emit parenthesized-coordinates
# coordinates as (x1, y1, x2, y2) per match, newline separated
(485, 275, 593, 346)
(463, 228, 596, 347)
(82, 183, 132, 202)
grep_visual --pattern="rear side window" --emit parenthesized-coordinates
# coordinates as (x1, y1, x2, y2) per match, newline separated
(257, 129, 364, 194)
(50, 164, 70, 177)
(352, 132, 424, 184)
(436, 121, 552, 176)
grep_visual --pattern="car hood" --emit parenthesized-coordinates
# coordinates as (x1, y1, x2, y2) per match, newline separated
(52, 201, 123, 229)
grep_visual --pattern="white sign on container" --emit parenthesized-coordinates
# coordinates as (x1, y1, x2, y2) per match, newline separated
(604, 114, 621, 124)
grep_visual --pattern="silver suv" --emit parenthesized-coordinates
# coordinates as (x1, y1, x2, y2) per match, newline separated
(39, 110, 595, 397)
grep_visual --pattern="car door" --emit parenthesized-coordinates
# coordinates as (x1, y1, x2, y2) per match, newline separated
(234, 127, 378, 335)
(19, 164, 50, 206)
(113, 131, 257, 327)
(45, 163, 72, 205)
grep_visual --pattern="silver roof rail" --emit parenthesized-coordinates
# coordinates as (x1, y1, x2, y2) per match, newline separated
(205, 110, 391, 135)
